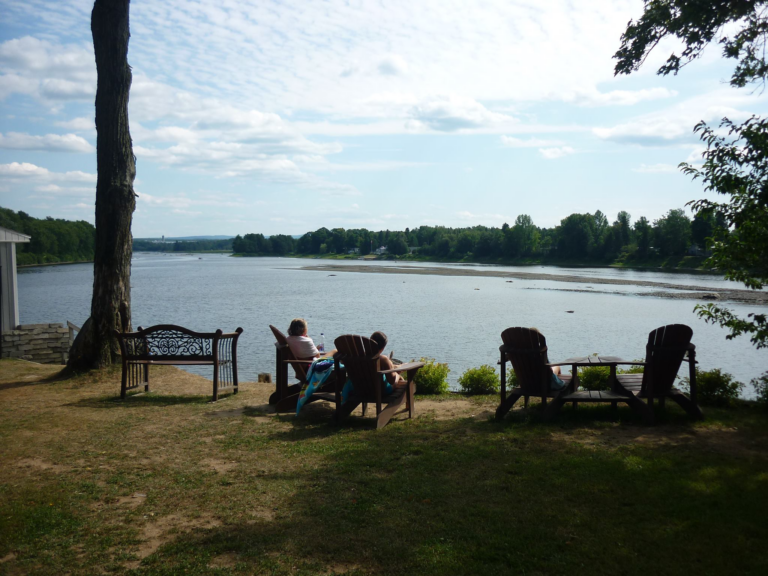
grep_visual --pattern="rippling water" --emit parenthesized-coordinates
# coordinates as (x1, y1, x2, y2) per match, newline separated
(17, 253, 767, 395)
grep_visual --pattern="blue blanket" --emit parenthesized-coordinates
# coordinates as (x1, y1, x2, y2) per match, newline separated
(295, 358, 335, 414)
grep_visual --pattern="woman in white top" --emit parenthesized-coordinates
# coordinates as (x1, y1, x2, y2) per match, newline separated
(285, 318, 336, 359)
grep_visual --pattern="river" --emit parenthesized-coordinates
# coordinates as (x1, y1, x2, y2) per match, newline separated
(17, 253, 766, 396)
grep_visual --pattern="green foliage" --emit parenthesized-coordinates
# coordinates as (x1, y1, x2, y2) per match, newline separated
(579, 366, 611, 391)
(458, 365, 499, 395)
(683, 368, 744, 407)
(506, 369, 518, 389)
(413, 358, 450, 395)
(751, 372, 768, 409)
(0, 207, 95, 264)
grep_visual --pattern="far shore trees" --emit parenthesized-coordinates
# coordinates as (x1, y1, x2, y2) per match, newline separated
(68, 0, 136, 370)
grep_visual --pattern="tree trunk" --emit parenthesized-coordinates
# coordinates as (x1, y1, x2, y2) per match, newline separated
(69, 0, 135, 370)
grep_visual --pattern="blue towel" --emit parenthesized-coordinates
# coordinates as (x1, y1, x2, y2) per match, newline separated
(296, 358, 335, 414)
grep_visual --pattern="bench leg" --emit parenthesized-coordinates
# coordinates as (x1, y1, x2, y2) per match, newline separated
(144, 364, 149, 393)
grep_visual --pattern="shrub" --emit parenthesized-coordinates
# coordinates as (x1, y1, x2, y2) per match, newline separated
(413, 358, 450, 395)
(682, 368, 743, 407)
(751, 372, 768, 409)
(506, 369, 518, 389)
(458, 365, 499, 395)
(579, 366, 611, 391)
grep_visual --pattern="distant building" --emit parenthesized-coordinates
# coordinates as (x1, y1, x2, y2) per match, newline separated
(374, 245, 388, 255)
(347, 247, 360, 254)
(408, 246, 419, 255)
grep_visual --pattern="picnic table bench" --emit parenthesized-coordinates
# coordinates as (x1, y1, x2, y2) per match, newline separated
(114, 324, 243, 401)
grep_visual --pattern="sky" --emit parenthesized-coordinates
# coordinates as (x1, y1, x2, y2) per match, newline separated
(0, 0, 766, 238)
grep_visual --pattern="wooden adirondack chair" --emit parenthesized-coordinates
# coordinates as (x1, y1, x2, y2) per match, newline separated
(496, 327, 575, 420)
(333, 334, 424, 429)
(269, 325, 336, 413)
(615, 324, 703, 419)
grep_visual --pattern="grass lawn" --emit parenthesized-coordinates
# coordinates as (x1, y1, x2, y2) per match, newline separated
(1, 358, 767, 575)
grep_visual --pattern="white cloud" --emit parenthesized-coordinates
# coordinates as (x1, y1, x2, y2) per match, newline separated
(592, 90, 760, 146)
(539, 146, 575, 159)
(378, 55, 408, 76)
(0, 132, 93, 152)
(560, 87, 677, 107)
(409, 95, 514, 132)
(456, 210, 511, 224)
(54, 117, 94, 131)
(633, 163, 680, 173)
(0, 161, 96, 183)
(501, 135, 562, 148)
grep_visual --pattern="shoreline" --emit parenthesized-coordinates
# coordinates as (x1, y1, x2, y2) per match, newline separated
(297, 263, 768, 304)
(18, 259, 93, 269)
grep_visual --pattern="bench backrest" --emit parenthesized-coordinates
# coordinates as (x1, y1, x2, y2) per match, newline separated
(115, 324, 222, 361)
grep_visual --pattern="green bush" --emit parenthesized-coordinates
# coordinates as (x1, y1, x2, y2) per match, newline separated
(413, 358, 450, 395)
(751, 372, 768, 409)
(506, 369, 518, 389)
(579, 366, 611, 391)
(458, 365, 499, 395)
(682, 368, 743, 407)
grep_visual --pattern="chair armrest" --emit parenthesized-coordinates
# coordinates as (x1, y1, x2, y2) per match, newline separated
(379, 361, 425, 375)
(546, 361, 577, 368)
(615, 361, 647, 366)
(283, 359, 314, 364)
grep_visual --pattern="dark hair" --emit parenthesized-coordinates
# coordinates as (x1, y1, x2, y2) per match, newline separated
(370, 331, 388, 352)
(288, 318, 307, 337)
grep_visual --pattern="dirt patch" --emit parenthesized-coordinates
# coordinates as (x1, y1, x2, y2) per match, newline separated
(201, 458, 238, 473)
(0, 553, 17, 564)
(14, 458, 67, 473)
(416, 399, 493, 421)
(114, 493, 147, 509)
(126, 513, 222, 568)
(209, 552, 239, 568)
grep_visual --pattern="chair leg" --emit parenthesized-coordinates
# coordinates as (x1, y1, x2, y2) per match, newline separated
(542, 394, 567, 422)
(335, 399, 361, 423)
(375, 394, 407, 430)
(362, 402, 367, 417)
(669, 393, 704, 420)
(625, 394, 654, 425)
(274, 393, 300, 413)
(496, 391, 522, 420)
(408, 380, 415, 418)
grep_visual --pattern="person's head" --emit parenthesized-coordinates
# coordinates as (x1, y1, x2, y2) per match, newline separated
(370, 331, 388, 352)
(288, 318, 308, 337)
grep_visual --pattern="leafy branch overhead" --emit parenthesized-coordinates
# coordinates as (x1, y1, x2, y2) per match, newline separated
(615, 0, 768, 350)
(614, 0, 768, 88)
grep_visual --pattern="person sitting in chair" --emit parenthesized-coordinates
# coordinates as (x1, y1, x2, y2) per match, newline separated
(286, 318, 335, 359)
(369, 331, 405, 389)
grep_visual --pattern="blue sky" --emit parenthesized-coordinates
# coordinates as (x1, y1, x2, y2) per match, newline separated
(1, 0, 766, 237)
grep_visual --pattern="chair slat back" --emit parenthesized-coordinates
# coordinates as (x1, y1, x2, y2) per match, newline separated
(334, 334, 384, 400)
(500, 327, 550, 396)
(641, 324, 693, 396)
(269, 324, 310, 381)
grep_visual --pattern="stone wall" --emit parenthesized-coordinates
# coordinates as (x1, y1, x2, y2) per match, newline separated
(1, 323, 69, 364)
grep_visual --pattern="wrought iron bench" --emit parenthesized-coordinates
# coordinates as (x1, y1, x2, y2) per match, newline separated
(114, 324, 243, 401)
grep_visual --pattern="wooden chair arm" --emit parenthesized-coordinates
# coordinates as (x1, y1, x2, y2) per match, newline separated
(379, 361, 425, 375)
(283, 359, 314, 364)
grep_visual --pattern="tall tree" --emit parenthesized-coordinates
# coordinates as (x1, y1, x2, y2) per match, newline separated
(615, 0, 768, 348)
(69, 0, 136, 369)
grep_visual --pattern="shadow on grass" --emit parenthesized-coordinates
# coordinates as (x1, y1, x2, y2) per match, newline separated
(130, 412, 768, 575)
(0, 368, 68, 392)
(67, 393, 211, 409)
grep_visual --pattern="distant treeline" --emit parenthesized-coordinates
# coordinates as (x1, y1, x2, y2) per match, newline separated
(234, 208, 721, 264)
(133, 238, 233, 252)
(0, 207, 95, 266)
